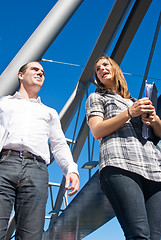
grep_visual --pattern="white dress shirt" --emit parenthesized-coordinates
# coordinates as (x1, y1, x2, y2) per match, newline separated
(0, 92, 78, 176)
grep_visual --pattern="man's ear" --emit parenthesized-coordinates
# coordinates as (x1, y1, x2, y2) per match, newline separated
(18, 72, 23, 81)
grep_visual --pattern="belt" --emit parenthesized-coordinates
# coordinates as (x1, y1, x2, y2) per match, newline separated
(1, 149, 46, 164)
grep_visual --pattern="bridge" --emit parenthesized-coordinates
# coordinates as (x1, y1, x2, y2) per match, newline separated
(0, 0, 161, 239)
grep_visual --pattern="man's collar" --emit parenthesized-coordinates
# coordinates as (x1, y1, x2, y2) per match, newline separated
(13, 91, 42, 103)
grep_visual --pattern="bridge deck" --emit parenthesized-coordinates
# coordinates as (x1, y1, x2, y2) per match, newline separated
(43, 170, 115, 240)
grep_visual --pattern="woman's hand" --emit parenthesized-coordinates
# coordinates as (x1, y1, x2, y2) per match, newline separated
(141, 102, 161, 138)
(129, 97, 161, 138)
(128, 97, 154, 118)
(141, 105, 157, 126)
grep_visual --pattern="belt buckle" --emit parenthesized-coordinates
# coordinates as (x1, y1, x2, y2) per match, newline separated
(19, 151, 23, 158)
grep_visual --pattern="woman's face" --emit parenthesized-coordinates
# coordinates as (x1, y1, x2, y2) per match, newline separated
(95, 58, 115, 90)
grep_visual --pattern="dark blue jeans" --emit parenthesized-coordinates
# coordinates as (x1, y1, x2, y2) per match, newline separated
(0, 154, 48, 240)
(100, 166, 161, 240)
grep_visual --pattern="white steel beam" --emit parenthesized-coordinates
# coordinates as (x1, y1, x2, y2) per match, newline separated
(0, 0, 84, 97)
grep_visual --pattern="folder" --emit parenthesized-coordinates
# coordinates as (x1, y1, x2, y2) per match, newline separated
(142, 81, 158, 139)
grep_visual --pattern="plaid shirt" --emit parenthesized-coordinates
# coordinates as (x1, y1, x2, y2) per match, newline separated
(86, 90, 161, 182)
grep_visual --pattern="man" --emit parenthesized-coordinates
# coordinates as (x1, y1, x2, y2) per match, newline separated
(0, 61, 79, 239)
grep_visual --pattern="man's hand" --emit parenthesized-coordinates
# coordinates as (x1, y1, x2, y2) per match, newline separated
(65, 172, 79, 196)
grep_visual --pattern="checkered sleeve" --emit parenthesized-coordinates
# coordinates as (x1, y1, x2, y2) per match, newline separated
(85, 92, 104, 122)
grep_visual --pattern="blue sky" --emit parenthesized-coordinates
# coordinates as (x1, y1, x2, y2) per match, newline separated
(1, 0, 161, 239)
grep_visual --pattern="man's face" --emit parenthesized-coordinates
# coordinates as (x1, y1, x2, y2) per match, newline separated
(18, 62, 45, 91)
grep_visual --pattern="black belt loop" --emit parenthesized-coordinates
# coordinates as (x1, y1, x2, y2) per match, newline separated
(7, 150, 11, 158)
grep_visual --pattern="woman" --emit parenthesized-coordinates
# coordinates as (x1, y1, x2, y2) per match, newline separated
(86, 56, 161, 240)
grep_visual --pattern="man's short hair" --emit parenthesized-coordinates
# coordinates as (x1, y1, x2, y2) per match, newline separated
(18, 61, 40, 74)
(18, 63, 29, 74)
